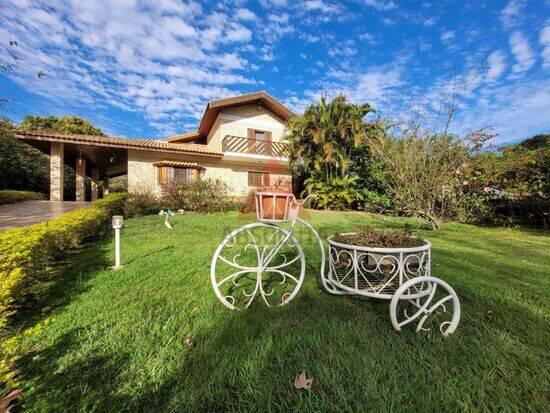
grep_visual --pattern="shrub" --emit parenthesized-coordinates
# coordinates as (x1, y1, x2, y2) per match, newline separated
(370, 134, 482, 229)
(93, 193, 127, 216)
(304, 175, 364, 210)
(162, 178, 234, 213)
(0, 194, 123, 330)
(0, 190, 45, 205)
(123, 191, 163, 217)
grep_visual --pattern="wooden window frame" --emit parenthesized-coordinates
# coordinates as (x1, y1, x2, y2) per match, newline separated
(247, 128, 272, 155)
(157, 166, 200, 185)
(248, 170, 270, 187)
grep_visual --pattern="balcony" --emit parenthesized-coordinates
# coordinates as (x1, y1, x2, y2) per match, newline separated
(222, 135, 291, 159)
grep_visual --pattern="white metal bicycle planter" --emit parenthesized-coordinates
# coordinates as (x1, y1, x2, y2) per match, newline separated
(210, 192, 460, 336)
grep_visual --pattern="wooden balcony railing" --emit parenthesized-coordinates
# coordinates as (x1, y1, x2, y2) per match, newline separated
(222, 135, 291, 157)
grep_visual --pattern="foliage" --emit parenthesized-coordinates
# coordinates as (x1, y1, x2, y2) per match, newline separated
(332, 226, 425, 248)
(123, 190, 164, 217)
(0, 190, 45, 205)
(93, 193, 127, 216)
(0, 121, 49, 194)
(162, 178, 234, 213)
(286, 94, 385, 180)
(3, 211, 550, 411)
(370, 132, 491, 229)
(0, 194, 122, 398)
(303, 175, 364, 210)
(464, 134, 550, 227)
(19, 115, 105, 136)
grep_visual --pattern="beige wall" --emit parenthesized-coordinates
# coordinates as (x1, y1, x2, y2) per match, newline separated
(128, 103, 291, 196)
(127, 149, 291, 196)
(206, 104, 287, 152)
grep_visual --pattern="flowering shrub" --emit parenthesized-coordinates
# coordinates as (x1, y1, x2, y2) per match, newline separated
(162, 178, 234, 213)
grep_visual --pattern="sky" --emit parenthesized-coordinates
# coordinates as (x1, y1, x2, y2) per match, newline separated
(0, 0, 549, 145)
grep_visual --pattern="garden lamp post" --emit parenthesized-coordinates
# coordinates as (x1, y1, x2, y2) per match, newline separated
(112, 215, 124, 269)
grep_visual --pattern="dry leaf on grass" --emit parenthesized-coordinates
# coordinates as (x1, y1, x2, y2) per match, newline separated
(41, 306, 52, 314)
(294, 371, 313, 390)
(184, 338, 192, 347)
(0, 389, 21, 413)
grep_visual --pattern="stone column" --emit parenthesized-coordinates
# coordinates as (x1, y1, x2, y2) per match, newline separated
(76, 157, 86, 201)
(50, 142, 64, 201)
(103, 176, 109, 196)
(91, 168, 99, 201)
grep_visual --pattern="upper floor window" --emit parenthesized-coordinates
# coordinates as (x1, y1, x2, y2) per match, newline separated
(247, 128, 272, 155)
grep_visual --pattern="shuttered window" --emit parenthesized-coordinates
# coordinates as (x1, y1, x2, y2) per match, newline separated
(158, 167, 198, 185)
(248, 171, 270, 187)
(247, 128, 272, 155)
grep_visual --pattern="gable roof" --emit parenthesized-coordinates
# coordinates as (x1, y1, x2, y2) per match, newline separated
(166, 91, 296, 143)
(15, 130, 223, 157)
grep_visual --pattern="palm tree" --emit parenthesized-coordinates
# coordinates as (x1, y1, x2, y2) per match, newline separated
(285, 94, 378, 181)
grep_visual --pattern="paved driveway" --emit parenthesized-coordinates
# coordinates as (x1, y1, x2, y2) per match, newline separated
(0, 200, 91, 231)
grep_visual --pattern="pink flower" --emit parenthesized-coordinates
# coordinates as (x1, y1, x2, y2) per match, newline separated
(462, 180, 469, 185)
(483, 186, 491, 193)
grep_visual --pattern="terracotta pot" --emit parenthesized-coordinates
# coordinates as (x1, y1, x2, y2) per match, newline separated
(261, 194, 288, 220)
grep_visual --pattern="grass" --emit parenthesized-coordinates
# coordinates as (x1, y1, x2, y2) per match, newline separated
(11, 210, 550, 411)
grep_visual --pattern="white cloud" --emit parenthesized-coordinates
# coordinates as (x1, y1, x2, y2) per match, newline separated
(509, 31, 535, 74)
(540, 24, 550, 68)
(225, 25, 252, 42)
(362, 0, 397, 11)
(260, 0, 288, 7)
(440, 30, 455, 43)
(500, 0, 525, 28)
(302, 0, 342, 14)
(0, 0, 258, 135)
(486, 50, 506, 81)
(235, 8, 257, 21)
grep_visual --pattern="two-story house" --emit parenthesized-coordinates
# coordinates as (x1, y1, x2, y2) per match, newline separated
(15, 91, 295, 201)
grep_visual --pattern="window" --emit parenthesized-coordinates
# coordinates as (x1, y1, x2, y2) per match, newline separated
(247, 129, 272, 155)
(158, 167, 198, 184)
(248, 170, 270, 187)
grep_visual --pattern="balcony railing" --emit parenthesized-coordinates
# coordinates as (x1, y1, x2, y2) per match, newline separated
(222, 135, 291, 158)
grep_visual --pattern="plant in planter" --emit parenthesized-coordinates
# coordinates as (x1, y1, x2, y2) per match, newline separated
(324, 226, 461, 336)
(329, 227, 430, 296)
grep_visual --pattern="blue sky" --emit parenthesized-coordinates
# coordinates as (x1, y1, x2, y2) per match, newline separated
(1, 0, 549, 145)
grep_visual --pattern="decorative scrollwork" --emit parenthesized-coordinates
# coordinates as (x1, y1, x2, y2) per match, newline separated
(211, 223, 306, 310)
(389, 276, 461, 336)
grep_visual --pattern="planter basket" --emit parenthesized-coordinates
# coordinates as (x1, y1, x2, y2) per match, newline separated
(327, 234, 431, 299)
(255, 191, 299, 222)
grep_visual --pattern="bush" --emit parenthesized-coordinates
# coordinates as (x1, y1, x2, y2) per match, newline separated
(123, 191, 163, 217)
(304, 175, 364, 210)
(93, 193, 127, 216)
(0, 194, 124, 329)
(161, 178, 235, 213)
(0, 190, 45, 205)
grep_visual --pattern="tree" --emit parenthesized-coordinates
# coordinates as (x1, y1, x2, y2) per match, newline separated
(0, 116, 105, 198)
(19, 115, 105, 136)
(286, 94, 384, 181)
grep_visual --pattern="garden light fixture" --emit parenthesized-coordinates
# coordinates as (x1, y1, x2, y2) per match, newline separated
(112, 215, 123, 269)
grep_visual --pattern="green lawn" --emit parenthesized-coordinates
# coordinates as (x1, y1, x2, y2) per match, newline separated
(13, 211, 550, 411)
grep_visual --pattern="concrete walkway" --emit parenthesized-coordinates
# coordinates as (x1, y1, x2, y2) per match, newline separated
(0, 200, 91, 231)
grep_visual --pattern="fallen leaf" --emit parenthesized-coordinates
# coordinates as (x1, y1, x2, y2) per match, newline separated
(0, 389, 21, 413)
(184, 338, 192, 347)
(41, 306, 51, 314)
(294, 370, 313, 390)
(485, 310, 493, 321)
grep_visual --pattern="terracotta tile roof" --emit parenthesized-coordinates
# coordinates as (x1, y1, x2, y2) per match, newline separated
(152, 161, 205, 169)
(164, 130, 200, 143)
(14, 130, 223, 157)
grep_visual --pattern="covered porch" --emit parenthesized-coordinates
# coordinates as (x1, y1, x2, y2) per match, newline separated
(15, 132, 129, 201)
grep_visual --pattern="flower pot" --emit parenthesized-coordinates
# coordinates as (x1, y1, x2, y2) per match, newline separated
(255, 191, 295, 222)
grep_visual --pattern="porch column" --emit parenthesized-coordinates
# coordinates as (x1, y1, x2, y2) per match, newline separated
(103, 176, 109, 196)
(49, 142, 64, 201)
(76, 157, 86, 201)
(91, 169, 99, 201)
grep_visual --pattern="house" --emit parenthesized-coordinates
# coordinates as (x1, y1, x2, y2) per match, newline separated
(15, 91, 295, 201)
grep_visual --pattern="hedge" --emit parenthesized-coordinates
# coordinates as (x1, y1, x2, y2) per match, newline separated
(0, 193, 125, 330)
(0, 190, 45, 205)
